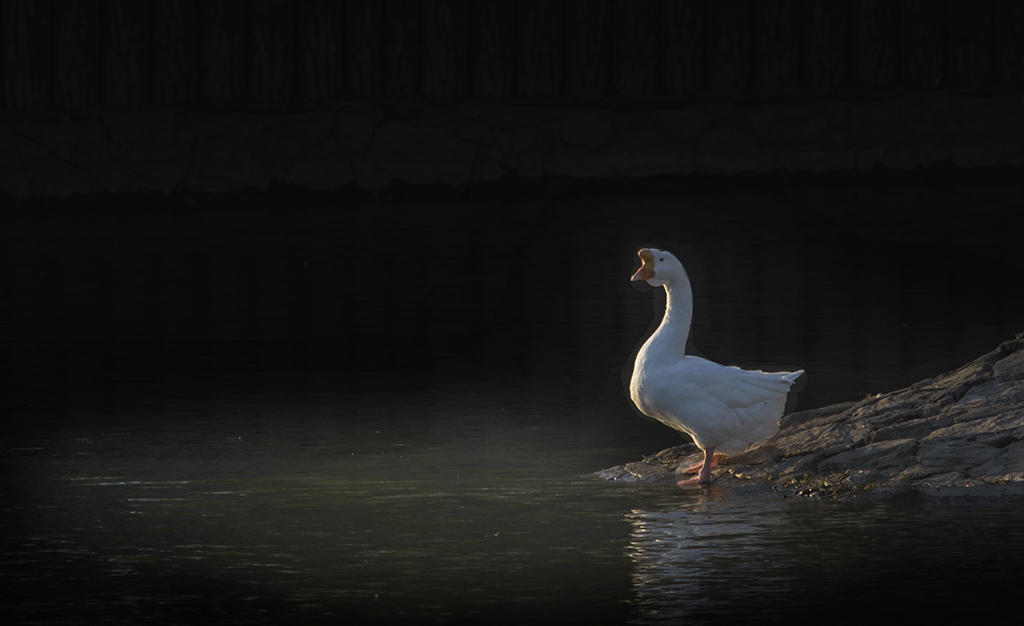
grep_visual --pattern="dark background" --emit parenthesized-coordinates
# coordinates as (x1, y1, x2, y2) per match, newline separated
(2, 4, 1024, 625)
(4, 170, 1023, 425)
(1, 0, 1023, 421)
(3, 0, 1023, 110)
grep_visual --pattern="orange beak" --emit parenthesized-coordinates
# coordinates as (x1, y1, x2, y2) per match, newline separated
(630, 248, 655, 282)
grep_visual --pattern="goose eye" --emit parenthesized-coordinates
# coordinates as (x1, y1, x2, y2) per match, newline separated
(659, 257, 664, 262)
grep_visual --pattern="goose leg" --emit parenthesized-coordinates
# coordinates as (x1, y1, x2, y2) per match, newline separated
(682, 452, 724, 475)
(677, 447, 717, 485)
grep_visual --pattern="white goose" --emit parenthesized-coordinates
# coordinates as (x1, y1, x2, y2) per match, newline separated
(629, 248, 803, 485)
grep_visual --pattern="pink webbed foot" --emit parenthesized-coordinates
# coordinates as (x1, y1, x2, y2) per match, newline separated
(676, 475, 711, 486)
(677, 448, 720, 486)
(682, 453, 724, 474)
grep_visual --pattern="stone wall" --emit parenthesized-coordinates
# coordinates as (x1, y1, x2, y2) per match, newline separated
(2, 90, 1022, 198)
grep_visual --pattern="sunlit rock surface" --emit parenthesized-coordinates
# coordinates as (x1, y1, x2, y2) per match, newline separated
(598, 334, 1024, 500)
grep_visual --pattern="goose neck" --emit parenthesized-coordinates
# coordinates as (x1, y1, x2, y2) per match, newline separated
(656, 279, 693, 348)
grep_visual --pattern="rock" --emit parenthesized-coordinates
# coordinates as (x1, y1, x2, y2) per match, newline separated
(0, 136, 30, 196)
(771, 421, 866, 459)
(560, 109, 616, 149)
(868, 415, 952, 444)
(767, 144, 857, 172)
(458, 122, 494, 146)
(184, 128, 269, 193)
(286, 128, 356, 190)
(946, 95, 1024, 168)
(994, 343, 1024, 378)
(612, 115, 693, 178)
(494, 125, 551, 178)
(3, 92, 1024, 198)
(98, 111, 194, 194)
(599, 334, 1024, 500)
(547, 144, 615, 179)
(819, 438, 919, 473)
(19, 117, 113, 196)
(657, 107, 716, 143)
(749, 102, 830, 145)
(895, 94, 943, 169)
(845, 100, 901, 148)
(696, 126, 774, 174)
(246, 113, 335, 182)
(917, 440, 1002, 469)
(128, 128, 195, 194)
(373, 121, 476, 186)
(967, 439, 1024, 481)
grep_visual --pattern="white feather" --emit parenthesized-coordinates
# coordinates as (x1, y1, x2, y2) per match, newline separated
(629, 249, 803, 456)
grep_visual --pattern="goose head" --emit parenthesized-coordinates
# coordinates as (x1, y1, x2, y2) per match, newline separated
(631, 248, 683, 287)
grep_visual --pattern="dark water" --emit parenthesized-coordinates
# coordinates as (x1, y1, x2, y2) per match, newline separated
(3, 176, 1024, 623)
(4, 388, 1024, 625)
(5, 387, 1024, 625)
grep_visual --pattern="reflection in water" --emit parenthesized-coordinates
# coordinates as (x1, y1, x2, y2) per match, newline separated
(626, 494, 1024, 625)
(628, 492, 799, 624)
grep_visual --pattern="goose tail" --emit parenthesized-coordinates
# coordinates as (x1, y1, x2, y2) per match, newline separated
(781, 370, 805, 385)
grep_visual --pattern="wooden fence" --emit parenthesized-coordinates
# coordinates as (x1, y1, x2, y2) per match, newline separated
(3, 0, 1023, 112)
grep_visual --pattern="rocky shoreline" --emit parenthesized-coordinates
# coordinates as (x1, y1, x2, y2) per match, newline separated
(4, 91, 1024, 198)
(598, 334, 1024, 501)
